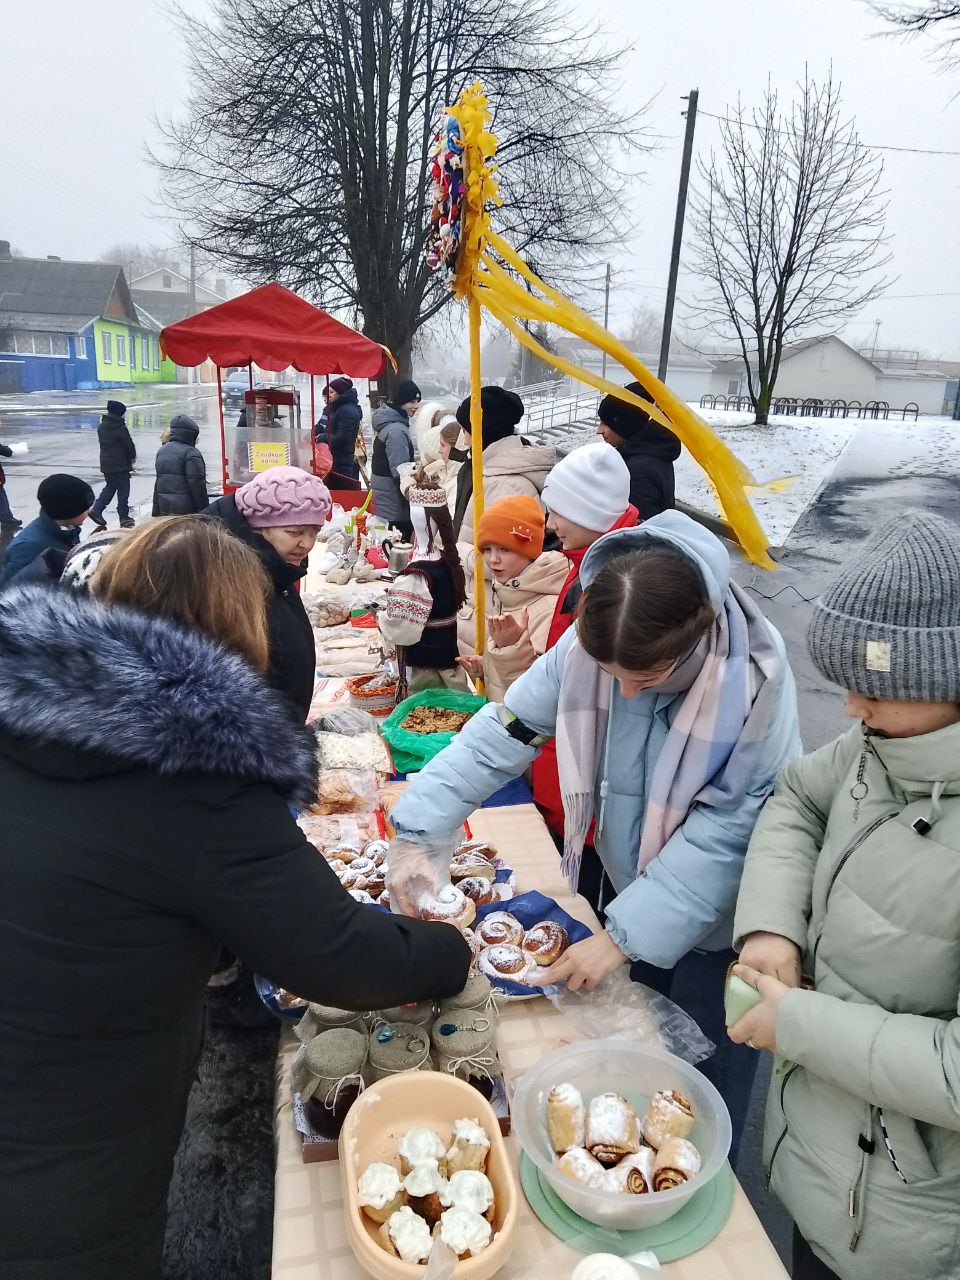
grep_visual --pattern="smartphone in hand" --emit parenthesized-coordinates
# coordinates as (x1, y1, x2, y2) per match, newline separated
(724, 966, 762, 1028)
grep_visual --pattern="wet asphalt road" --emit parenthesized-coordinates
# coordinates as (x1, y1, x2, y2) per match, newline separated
(0, 385, 223, 545)
(0, 398, 956, 1260)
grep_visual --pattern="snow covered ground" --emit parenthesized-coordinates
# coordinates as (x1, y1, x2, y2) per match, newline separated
(522, 397, 956, 548)
(677, 410, 859, 547)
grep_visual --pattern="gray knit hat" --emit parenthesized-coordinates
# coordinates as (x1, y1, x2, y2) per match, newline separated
(807, 512, 960, 702)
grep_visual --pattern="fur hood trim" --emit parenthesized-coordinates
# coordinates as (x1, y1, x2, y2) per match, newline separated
(0, 584, 318, 805)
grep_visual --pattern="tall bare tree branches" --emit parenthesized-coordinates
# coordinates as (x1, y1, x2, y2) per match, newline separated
(152, 0, 644, 377)
(687, 70, 891, 424)
(872, 2, 960, 63)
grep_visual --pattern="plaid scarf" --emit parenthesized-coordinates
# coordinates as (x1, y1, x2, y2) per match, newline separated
(556, 580, 783, 886)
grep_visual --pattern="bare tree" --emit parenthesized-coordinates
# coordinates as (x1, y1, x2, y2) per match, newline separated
(99, 241, 228, 288)
(687, 70, 890, 425)
(626, 303, 664, 352)
(872, 2, 960, 61)
(152, 0, 645, 379)
(507, 324, 564, 387)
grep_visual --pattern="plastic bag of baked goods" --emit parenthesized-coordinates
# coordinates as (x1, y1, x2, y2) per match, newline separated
(313, 706, 379, 737)
(384, 832, 462, 919)
(381, 690, 487, 774)
(311, 768, 379, 816)
(547, 969, 714, 1066)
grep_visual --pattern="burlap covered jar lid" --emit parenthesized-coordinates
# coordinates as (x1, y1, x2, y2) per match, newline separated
(294, 1002, 368, 1044)
(430, 1008, 499, 1083)
(293, 1027, 369, 1103)
(438, 973, 493, 1015)
(374, 1001, 435, 1028)
(368, 1021, 433, 1081)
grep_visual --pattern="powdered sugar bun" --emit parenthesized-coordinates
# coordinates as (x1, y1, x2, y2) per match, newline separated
(478, 943, 530, 982)
(475, 911, 524, 947)
(417, 884, 477, 930)
(363, 839, 389, 866)
(522, 921, 569, 966)
(458, 876, 497, 905)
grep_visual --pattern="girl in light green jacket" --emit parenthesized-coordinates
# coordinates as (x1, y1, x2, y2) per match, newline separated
(730, 511, 960, 1280)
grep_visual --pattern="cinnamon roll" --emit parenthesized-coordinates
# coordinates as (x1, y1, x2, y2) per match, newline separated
(652, 1137, 702, 1191)
(641, 1089, 695, 1150)
(450, 854, 496, 884)
(522, 921, 569, 967)
(605, 1147, 654, 1195)
(458, 876, 498, 906)
(585, 1093, 640, 1166)
(417, 885, 476, 930)
(547, 1082, 585, 1155)
(478, 943, 530, 983)
(475, 911, 524, 948)
(556, 1146, 607, 1190)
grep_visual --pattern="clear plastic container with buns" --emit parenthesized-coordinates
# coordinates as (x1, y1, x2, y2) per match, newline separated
(511, 1039, 731, 1231)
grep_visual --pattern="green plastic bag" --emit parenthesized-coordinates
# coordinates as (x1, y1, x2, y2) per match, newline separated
(381, 689, 487, 774)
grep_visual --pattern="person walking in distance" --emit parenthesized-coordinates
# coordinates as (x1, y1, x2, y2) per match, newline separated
(89, 400, 136, 530)
(152, 415, 208, 516)
(0, 415, 24, 530)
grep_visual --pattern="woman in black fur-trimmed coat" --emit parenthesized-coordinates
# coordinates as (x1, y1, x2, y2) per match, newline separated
(0, 582, 469, 1280)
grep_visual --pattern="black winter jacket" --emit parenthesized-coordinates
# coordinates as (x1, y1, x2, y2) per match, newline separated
(0, 584, 470, 1280)
(0, 441, 10, 485)
(152, 422, 208, 516)
(96, 412, 136, 475)
(617, 424, 681, 520)
(326, 388, 363, 480)
(204, 493, 317, 719)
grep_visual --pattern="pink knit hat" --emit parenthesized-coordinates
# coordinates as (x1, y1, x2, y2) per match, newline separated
(235, 466, 333, 528)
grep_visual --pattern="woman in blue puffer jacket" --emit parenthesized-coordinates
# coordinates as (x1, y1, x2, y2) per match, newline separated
(390, 512, 801, 1157)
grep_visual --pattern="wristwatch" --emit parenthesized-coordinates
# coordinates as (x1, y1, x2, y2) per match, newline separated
(496, 704, 550, 748)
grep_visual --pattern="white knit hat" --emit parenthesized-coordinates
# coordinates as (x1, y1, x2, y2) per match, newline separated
(541, 441, 631, 532)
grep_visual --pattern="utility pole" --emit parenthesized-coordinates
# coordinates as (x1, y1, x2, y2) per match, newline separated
(870, 318, 882, 361)
(188, 244, 197, 386)
(658, 88, 699, 384)
(601, 263, 611, 382)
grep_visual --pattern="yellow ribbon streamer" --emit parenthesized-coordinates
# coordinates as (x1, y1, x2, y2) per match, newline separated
(439, 83, 776, 669)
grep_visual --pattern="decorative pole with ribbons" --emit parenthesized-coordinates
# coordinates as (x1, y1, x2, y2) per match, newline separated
(425, 85, 776, 668)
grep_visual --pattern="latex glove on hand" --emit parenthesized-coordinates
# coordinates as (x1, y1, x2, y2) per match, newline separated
(384, 833, 456, 917)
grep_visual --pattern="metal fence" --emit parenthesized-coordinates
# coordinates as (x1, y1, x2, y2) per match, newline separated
(699, 394, 920, 422)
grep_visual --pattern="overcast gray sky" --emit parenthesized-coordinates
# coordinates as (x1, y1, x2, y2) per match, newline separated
(2, 0, 958, 356)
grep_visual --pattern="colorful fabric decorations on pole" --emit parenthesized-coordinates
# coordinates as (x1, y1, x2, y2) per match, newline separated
(426, 84, 775, 597)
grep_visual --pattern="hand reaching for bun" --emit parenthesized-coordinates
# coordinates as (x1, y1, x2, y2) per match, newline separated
(530, 931, 628, 992)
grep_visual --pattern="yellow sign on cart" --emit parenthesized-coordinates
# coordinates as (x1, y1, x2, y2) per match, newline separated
(247, 441, 290, 472)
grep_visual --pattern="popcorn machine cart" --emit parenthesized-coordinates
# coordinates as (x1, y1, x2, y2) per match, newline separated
(159, 282, 395, 496)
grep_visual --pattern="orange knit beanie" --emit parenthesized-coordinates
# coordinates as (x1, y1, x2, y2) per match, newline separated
(476, 495, 545, 560)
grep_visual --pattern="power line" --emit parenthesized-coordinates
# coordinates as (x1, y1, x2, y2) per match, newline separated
(0, 143, 137, 238)
(878, 290, 960, 299)
(698, 108, 960, 157)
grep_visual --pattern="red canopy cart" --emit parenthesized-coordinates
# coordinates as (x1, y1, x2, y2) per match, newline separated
(160, 282, 394, 501)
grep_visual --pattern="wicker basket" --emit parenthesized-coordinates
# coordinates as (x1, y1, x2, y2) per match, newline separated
(345, 672, 398, 718)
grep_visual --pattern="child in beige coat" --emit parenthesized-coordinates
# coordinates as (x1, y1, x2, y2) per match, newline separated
(458, 494, 568, 702)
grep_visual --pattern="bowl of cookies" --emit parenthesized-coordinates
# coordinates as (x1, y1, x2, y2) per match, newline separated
(339, 1070, 519, 1277)
(511, 1039, 731, 1230)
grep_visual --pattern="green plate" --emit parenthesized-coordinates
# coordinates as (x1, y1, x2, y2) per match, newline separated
(519, 1153, 734, 1262)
